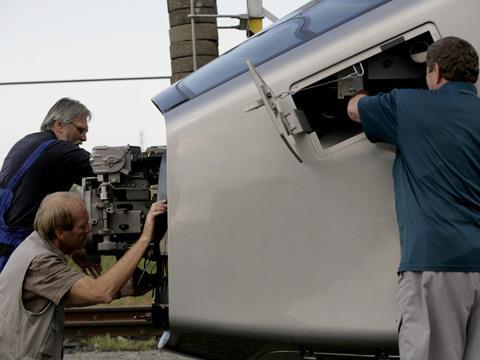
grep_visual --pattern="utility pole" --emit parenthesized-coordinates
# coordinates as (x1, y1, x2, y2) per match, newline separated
(246, 0, 263, 37)
(167, 0, 219, 83)
(166, 1, 278, 83)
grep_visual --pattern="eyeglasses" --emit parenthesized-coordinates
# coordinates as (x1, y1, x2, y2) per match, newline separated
(70, 123, 88, 135)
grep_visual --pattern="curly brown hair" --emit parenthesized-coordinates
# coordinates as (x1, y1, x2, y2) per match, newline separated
(426, 36, 478, 83)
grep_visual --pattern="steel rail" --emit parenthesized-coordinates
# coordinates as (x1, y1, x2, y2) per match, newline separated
(64, 305, 163, 338)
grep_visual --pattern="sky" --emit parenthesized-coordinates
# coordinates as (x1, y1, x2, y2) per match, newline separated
(0, 0, 307, 165)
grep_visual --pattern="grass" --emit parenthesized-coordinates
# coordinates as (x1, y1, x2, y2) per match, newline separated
(82, 335, 157, 351)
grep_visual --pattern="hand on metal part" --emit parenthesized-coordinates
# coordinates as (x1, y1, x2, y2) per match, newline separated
(141, 200, 168, 242)
(71, 249, 103, 278)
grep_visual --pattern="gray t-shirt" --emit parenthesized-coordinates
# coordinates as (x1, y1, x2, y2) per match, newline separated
(22, 237, 86, 312)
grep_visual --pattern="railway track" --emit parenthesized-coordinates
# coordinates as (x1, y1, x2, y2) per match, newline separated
(65, 305, 164, 338)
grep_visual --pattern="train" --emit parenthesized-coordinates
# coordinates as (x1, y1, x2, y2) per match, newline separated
(81, 0, 480, 358)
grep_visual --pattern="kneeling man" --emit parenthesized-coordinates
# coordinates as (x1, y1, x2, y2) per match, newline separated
(0, 192, 167, 359)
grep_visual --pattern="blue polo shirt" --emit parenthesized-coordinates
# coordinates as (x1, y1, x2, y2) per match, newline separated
(359, 82, 480, 272)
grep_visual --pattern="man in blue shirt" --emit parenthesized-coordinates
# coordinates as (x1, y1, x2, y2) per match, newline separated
(347, 37, 480, 360)
(0, 98, 97, 274)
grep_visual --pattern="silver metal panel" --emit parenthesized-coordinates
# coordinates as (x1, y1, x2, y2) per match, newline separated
(162, 0, 480, 347)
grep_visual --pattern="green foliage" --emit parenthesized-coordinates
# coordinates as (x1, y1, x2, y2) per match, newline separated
(83, 334, 157, 351)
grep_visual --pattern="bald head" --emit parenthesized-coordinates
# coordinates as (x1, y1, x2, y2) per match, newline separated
(34, 192, 86, 241)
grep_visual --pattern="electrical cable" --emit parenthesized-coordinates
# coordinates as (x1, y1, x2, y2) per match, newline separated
(0, 75, 171, 86)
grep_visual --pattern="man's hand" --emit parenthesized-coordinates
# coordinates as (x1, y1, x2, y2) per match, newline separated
(117, 277, 136, 297)
(347, 90, 369, 123)
(117, 268, 159, 298)
(139, 200, 168, 243)
(71, 249, 102, 278)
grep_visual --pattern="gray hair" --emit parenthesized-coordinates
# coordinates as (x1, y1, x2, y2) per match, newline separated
(40, 98, 92, 131)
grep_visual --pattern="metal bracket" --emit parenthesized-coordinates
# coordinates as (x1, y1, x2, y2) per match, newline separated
(246, 60, 303, 163)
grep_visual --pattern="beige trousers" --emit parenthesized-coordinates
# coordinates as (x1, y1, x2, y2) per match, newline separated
(397, 272, 480, 360)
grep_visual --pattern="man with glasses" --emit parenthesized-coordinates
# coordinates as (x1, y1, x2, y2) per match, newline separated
(0, 98, 97, 274)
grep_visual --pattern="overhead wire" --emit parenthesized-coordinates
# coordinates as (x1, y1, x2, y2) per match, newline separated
(0, 76, 171, 86)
